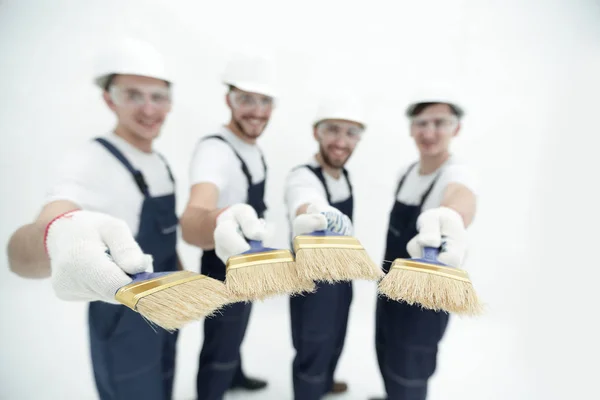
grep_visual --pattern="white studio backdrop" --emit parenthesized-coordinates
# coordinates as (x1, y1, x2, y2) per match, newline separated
(0, 0, 599, 399)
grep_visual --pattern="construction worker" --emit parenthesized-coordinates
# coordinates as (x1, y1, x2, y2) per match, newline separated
(180, 52, 277, 400)
(371, 87, 476, 400)
(6, 37, 181, 400)
(284, 94, 366, 399)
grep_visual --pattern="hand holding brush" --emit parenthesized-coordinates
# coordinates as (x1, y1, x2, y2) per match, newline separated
(293, 203, 384, 283)
(45, 210, 231, 331)
(215, 204, 315, 301)
(378, 207, 483, 315)
(406, 206, 469, 269)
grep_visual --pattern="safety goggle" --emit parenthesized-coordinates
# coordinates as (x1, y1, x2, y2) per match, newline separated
(228, 90, 274, 111)
(410, 114, 459, 130)
(316, 121, 364, 142)
(109, 85, 172, 110)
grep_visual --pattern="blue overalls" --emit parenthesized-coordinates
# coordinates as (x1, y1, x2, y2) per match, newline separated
(88, 138, 179, 400)
(289, 165, 354, 400)
(376, 162, 449, 400)
(195, 134, 268, 400)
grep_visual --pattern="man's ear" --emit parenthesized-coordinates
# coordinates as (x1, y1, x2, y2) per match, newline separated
(453, 122, 461, 138)
(225, 91, 233, 111)
(103, 91, 117, 112)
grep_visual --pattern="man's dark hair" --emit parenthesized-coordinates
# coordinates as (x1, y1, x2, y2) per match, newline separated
(103, 74, 117, 91)
(407, 102, 464, 119)
(103, 74, 171, 92)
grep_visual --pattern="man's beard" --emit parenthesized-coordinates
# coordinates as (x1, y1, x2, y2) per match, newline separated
(319, 144, 347, 169)
(232, 115, 267, 139)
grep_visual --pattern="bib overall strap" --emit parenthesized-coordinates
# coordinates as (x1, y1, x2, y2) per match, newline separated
(201, 134, 257, 187)
(302, 165, 332, 204)
(419, 171, 443, 207)
(258, 148, 268, 176)
(342, 168, 353, 196)
(156, 152, 175, 184)
(393, 161, 444, 207)
(394, 162, 418, 197)
(94, 137, 149, 196)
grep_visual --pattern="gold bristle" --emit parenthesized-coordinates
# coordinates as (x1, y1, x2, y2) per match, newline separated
(115, 271, 208, 310)
(225, 250, 315, 302)
(226, 249, 295, 271)
(293, 234, 384, 283)
(226, 261, 315, 302)
(135, 276, 233, 331)
(378, 263, 484, 316)
(295, 248, 384, 283)
(390, 259, 472, 282)
(293, 235, 365, 253)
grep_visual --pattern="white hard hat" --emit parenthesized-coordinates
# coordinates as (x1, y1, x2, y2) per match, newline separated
(313, 93, 367, 129)
(222, 52, 278, 98)
(93, 37, 172, 89)
(405, 83, 465, 118)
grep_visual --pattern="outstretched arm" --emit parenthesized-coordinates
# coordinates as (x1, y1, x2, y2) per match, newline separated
(284, 165, 331, 217)
(407, 169, 479, 268)
(7, 200, 80, 279)
(180, 182, 227, 249)
(284, 166, 352, 236)
(440, 182, 477, 228)
(181, 138, 240, 250)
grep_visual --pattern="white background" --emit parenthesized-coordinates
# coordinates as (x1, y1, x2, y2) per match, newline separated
(1, 0, 599, 399)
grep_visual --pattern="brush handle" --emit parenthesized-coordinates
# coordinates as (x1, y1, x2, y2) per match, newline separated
(307, 229, 344, 237)
(422, 246, 439, 262)
(242, 239, 276, 254)
(418, 246, 450, 267)
(114, 272, 178, 296)
(128, 271, 174, 283)
(104, 249, 173, 287)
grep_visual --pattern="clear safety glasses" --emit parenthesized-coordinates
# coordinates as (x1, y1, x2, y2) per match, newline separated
(410, 114, 459, 131)
(316, 121, 364, 143)
(228, 91, 274, 111)
(109, 85, 172, 110)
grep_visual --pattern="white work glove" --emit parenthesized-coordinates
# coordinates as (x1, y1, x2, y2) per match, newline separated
(292, 203, 353, 237)
(406, 207, 468, 268)
(213, 204, 268, 264)
(45, 210, 154, 304)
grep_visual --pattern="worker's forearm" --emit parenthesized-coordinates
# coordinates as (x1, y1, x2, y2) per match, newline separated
(295, 203, 311, 216)
(6, 222, 51, 279)
(294, 198, 330, 216)
(444, 203, 475, 228)
(440, 183, 477, 228)
(180, 207, 223, 249)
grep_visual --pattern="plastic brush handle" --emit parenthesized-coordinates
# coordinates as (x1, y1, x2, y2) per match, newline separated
(127, 271, 174, 283)
(241, 239, 277, 254)
(103, 249, 174, 288)
(422, 246, 440, 262)
(419, 246, 451, 267)
(307, 229, 344, 237)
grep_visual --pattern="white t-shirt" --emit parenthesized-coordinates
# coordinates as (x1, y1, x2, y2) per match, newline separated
(188, 127, 266, 209)
(45, 132, 175, 236)
(394, 155, 478, 211)
(284, 156, 352, 222)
